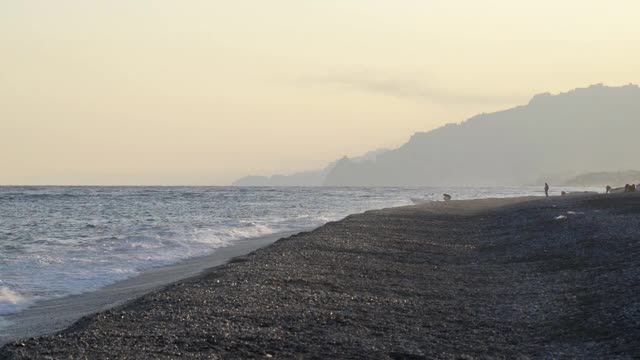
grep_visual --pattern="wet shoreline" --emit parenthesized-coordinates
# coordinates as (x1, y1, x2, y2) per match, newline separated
(3, 194, 640, 358)
(0, 231, 299, 347)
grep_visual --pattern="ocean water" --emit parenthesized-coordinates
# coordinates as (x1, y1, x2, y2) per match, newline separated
(0, 186, 597, 322)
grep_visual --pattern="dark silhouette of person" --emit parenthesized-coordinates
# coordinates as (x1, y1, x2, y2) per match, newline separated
(631, 184, 637, 192)
(625, 184, 631, 192)
(544, 183, 549, 198)
(606, 185, 612, 194)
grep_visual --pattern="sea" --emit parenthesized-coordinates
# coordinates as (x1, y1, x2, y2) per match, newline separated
(0, 186, 598, 325)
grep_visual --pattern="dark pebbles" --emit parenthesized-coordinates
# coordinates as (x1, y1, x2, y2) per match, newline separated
(2, 194, 640, 359)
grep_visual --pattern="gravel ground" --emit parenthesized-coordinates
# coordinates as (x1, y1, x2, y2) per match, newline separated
(2, 194, 640, 359)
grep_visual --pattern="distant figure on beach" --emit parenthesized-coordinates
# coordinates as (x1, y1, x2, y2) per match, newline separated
(630, 184, 637, 192)
(606, 185, 612, 194)
(443, 194, 452, 201)
(561, 191, 567, 196)
(625, 184, 631, 192)
(544, 183, 549, 198)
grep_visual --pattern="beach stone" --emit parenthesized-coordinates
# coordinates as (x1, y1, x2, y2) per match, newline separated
(2, 194, 640, 359)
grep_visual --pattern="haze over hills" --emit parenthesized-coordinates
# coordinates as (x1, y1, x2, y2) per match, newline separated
(233, 84, 640, 187)
(324, 84, 640, 186)
(561, 170, 640, 187)
(232, 149, 388, 186)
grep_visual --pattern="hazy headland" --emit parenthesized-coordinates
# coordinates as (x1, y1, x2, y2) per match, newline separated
(236, 84, 640, 188)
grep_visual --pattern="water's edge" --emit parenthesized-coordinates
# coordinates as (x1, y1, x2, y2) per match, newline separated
(0, 230, 303, 346)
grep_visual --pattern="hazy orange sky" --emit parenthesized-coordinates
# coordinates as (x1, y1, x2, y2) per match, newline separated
(2, 1, 639, 185)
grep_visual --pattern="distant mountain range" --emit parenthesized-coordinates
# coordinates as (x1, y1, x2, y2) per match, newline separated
(235, 84, 640, 187)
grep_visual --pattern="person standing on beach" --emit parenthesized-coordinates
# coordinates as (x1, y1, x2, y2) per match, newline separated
(544, 183, 550, 198)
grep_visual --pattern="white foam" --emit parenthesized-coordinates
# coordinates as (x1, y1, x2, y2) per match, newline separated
(0, 287, 32, 316)
(195, 224, 275, 244)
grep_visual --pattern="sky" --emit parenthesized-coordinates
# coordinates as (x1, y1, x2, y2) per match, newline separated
(1, 1, 639, 185)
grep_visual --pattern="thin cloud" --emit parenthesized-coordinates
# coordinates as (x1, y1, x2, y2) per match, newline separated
(303, 72, 525, 106)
